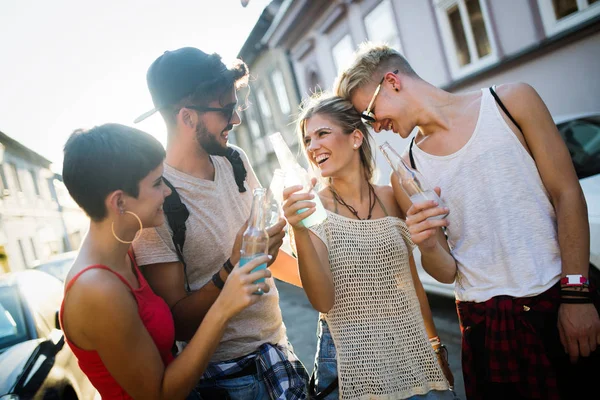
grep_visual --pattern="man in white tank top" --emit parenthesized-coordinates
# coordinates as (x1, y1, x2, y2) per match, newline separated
(131, 47, 309, 398)
(334, 42, 599, 400)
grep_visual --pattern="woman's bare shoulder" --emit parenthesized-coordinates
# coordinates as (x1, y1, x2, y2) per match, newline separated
(373, 184, 404, 219)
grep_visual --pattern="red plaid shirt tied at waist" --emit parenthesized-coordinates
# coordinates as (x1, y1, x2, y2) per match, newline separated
(456, 284, 560, 400)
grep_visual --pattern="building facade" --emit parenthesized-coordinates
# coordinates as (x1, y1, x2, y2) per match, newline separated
(0, 132, 86, 273)
(240, 0, 600, 183)
(235, 0, 304, 186)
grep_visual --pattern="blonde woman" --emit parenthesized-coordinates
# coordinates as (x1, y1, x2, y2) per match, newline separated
(283, 94, 456, 400)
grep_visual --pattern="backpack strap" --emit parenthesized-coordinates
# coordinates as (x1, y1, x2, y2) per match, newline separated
(308, 370, 339, 400)
(408, 137, 417, 170)
(162, 177, 191, 293)
(489, 86, 522, 132)
(225, 147, 248, 193)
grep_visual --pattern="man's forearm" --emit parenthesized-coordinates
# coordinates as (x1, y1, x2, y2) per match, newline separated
(420, 229, 457, 284)
(171, 268, 228, 342)
(555, 189, 590, 277)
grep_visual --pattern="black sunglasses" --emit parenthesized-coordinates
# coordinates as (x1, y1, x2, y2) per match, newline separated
(185, 104, 237, 122)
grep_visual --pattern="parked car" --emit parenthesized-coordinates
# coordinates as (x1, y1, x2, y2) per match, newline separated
(418, 112, 600, 298)
(555, 112, 600, 285)
(31, 251, 77, 283)
(0, 270, 96, 400)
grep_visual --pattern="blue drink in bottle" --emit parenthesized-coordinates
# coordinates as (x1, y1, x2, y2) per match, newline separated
(240, 188, 269, 294)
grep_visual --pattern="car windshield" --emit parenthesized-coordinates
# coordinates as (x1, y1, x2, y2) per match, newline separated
(557, 116, 600, 180)
(34, 258, 74, 282)
(0, 285, 30, 351)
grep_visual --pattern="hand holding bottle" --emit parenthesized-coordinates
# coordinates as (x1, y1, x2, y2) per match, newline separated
(405, 186, 450, 250)
(269, 132, 327, 228)
(282, 178, 319, 230)
(379, 141, 448, 220)
(214, 255, 272, 320)
(265, 218, 286, 265)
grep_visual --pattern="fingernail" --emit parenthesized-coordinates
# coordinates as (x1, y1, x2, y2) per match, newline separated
(443, 207, 449, 212)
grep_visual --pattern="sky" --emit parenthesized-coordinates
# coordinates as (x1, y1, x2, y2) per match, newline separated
(0, 0, 271, 172)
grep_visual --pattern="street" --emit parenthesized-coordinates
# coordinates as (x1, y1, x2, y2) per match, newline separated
(277, 280, 466, 400)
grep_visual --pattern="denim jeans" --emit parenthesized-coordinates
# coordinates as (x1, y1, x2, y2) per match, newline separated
(196, 358, 267, 400)
(312, 318, 339, 400)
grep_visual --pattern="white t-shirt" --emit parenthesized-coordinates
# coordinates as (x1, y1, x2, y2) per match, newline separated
(133, 145, 287, 361)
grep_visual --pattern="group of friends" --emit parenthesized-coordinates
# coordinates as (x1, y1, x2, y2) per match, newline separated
(58, 42, 600, 400)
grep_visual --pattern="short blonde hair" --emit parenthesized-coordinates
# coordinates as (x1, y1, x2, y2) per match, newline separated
(296, 92, 375, 183)
(334, 42, 417, 100)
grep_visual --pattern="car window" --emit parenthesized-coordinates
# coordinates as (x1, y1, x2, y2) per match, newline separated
(0, 286, 30, 351)
(557, 117, 600, 179)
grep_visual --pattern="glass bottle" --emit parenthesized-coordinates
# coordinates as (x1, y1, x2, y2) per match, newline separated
(265, 169, 285, 228)
(240, 188, 269, 292)
(268, 132, 327, 227)
(379, 141, 448, 220)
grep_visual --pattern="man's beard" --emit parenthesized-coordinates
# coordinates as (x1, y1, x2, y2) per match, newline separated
(196, 122, 230, 156)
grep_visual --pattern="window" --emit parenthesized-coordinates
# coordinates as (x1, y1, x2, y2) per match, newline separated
(0, 165, 7, 193)
(243, 104, 261, 139)
(8, 163, 22, 192)
(307, 70, 323, 94)
(17, 239, 27, 268)
(271, 70, 291, 115)
(29, 238, 38, 261)
(434, 0, 496, 77)
(538, 0, 600, 35)
(364, 0, 402, 52)
(256, 88, 272, 119)
(29, 170, 40, 196)
(332, 34, 355, 73)
(0, 286, 30, 350)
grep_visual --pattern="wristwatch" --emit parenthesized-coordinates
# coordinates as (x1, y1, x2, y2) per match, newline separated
(560, 274, 589, 286)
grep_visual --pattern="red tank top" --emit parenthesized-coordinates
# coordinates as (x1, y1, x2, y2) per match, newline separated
(60, 252, 175, 399)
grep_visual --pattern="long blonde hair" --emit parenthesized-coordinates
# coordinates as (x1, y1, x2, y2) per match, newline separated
(296, 93, 375, 183)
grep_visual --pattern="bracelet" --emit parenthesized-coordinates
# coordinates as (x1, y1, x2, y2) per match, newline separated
(429, 336, 441, 347)
(223, 258, 234, 274)
(212, 271, 225, 290)
(434, 343, 448, 357)
(560, 290, 591, 297)
(560, 289, 592, 304)
(561, 283, 589, 289)
(561, 297, 593, 304)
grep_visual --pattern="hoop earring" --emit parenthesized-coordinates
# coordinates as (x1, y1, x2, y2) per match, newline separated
(111, 210, 143, 244)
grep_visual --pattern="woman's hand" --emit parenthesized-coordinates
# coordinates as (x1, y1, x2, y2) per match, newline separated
(214, 255, 272, 320)
(282, 182, 317, 230)
(434, 344, 455, 389)
(405, 187, 449, 250)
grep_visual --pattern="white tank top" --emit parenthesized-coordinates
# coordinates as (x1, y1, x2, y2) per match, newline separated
(409, 88, 561, 302)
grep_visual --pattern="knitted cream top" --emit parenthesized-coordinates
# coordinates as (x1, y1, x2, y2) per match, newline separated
(308, 211, 449, 399)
